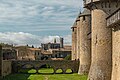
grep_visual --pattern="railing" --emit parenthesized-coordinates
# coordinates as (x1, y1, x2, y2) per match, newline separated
(107, 8, 120, 27)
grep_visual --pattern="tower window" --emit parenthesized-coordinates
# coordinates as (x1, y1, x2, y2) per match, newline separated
(72, 28, 74, 32)
(83, 16, 85, 21)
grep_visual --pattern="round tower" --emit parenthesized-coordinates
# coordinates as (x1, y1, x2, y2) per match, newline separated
(78, 8, 91, 75)
(84, 0, 120, 80)
(71, 23, 77, 60)
(76, 16, 81, 60)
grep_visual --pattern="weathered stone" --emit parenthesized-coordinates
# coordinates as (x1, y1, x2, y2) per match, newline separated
(111, 26, 120, 80)
(71, 24, 77, 60)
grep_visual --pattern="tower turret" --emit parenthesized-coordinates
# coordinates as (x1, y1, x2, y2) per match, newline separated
(71, 23, 77, 60)
(77, 8, 91, 75)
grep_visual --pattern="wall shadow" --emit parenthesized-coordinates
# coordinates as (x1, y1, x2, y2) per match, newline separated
(1, 74, 31, 80)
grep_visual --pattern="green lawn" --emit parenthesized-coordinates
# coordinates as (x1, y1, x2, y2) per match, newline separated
(1, 68, 88, 80)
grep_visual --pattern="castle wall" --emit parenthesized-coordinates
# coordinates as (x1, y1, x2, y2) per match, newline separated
(84, 1, 120, 80)
(112, 29, 120, 80)
(111, 26, 120, 80)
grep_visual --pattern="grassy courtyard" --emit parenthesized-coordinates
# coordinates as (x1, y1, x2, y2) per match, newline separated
(1, 69, 88, 80)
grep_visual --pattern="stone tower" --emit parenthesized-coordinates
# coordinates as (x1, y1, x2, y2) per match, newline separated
(71, 23, 77, 60)
(76, 16, 81, 60)
(0, 45, 2, 76)
(78, 8, 91, 75)
(71, 13, 81, 60)
(84, 0, 120, 80)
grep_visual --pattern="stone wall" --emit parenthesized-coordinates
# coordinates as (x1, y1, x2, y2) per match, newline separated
(12, 60, 79, 74)
(111, 26, 120, 80)
(2, 60, 12, 77)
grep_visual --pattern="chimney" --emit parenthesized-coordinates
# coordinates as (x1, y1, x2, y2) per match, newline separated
(54, 38, 56, 43)
(60, 37, 64, 48)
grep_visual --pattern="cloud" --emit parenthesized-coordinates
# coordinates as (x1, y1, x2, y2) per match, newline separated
(0, 0, 82, 34)
(0, 0, 82, 45)
(0, 32, 71, 47)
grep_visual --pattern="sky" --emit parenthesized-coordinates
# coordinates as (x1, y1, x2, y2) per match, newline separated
(0, 0, 83, 47)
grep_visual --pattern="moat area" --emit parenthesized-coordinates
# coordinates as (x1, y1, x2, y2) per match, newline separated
(0, 68, 87, 80)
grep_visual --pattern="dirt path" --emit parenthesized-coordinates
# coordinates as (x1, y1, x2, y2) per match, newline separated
(44, 75, 49, 80)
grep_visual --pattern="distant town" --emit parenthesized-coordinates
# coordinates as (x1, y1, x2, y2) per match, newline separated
(2, 37, 71, 61)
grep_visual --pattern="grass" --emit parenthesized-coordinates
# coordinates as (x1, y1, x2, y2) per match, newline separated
(1, 68, 88, 80)
(18, 68, 73, 74)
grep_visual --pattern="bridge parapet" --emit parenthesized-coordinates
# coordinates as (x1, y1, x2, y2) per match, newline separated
(12, 60, 79, 74)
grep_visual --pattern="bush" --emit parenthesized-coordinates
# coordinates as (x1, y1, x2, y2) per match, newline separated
(64, 55, 71, 60)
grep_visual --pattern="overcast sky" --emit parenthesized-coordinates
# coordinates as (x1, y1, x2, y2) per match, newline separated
(0, 0, 83, 47)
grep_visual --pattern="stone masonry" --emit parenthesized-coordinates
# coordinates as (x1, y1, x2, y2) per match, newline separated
(107, 8, 120, 80)
(12, 60, 79, 74)
(71, 24, 77, 60)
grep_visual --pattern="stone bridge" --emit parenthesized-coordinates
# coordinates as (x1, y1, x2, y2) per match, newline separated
(12, 60, 79, 74)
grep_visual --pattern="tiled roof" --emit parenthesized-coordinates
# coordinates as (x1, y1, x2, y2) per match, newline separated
(28, 48, 41, 51)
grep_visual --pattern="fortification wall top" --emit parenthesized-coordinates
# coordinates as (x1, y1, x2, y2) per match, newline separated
(84, 0, 118, 5)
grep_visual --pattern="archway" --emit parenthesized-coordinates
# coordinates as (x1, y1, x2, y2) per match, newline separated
(65, 69, 73, 74)
(18, 64, 37, 74)
(38, 64, 54, 74)
(56, 69, 63, 74)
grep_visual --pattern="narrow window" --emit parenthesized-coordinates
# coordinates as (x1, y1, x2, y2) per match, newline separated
(83, 16, 85, 21)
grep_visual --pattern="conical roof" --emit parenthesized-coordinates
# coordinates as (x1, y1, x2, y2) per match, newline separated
(71, 22, 77, 28)
(79, 8, 90, 17)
